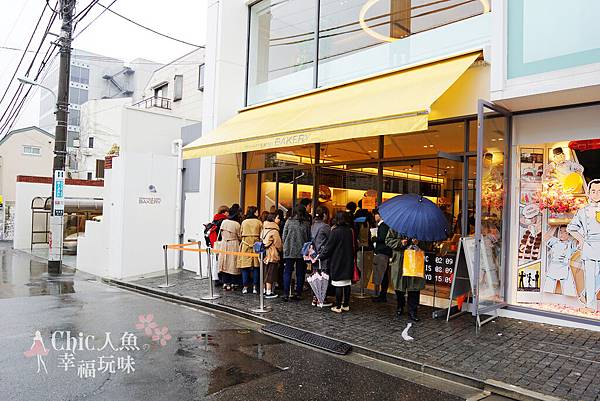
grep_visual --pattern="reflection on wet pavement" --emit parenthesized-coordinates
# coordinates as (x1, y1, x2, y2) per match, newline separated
(0, 246, 76, 299)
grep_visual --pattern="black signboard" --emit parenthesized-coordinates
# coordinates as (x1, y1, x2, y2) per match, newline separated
(425, 252, 456, 287)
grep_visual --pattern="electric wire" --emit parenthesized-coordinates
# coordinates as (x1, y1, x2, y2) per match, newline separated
(72, 0, 118, 40)
(95, 2, 204, 48)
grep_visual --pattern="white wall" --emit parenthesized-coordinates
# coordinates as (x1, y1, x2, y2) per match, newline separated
(13, 180, 103, 250)
(78, 98, 130, 179)
(77, 153, 178, 279)
(197, 0, 247, 230)
(0, 128, 54, 203)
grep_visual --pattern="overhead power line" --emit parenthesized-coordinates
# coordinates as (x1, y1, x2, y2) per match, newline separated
(95, 2, 204, 48)
(73, 0, 118, 39)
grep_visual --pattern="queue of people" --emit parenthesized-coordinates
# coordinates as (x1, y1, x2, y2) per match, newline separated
(205, 200, 424, 320)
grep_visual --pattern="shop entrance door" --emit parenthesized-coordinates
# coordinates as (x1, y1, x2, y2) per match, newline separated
(474, 100, 512, 327)
(258, 168, 313, 216)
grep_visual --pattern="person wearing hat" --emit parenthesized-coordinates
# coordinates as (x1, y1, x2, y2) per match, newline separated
(544, 147, 584, 188)
(568, 179, 600, 309)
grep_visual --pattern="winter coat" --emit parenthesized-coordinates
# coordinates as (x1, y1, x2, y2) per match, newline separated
(261, 221, 282, 264)
(282, 218, 311, 259)
(385, 229, 425, 292)
(311, 220, 330, 270)
(238, 217, 262, 269)
(319, 225, 355, 282)
(217, 219, 241, 275)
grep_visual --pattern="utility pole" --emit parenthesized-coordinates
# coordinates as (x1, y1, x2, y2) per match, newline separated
(48, 0, 75, 275)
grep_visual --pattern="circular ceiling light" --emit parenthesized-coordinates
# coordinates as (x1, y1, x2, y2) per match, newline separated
(359, 0, 490, 43)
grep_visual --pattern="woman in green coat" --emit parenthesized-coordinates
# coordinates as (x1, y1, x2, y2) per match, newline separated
(385, 229, 424, 322)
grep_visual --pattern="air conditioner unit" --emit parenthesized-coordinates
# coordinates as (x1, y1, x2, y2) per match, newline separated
(72, 139, 80, 148)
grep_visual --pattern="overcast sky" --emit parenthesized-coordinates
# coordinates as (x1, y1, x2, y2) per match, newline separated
(0, 0, 207, 132)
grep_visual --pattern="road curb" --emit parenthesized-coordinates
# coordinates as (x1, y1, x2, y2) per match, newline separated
(103, 277, 562, 401)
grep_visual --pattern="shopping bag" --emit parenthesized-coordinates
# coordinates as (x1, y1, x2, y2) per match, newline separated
(402, 248, 425, 278)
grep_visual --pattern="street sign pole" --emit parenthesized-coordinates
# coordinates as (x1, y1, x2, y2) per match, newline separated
(48, 0, 74, 275)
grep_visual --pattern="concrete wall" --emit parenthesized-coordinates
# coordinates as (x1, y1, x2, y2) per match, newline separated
(0, 128, 54, 203)
(13, 179, 103, 250)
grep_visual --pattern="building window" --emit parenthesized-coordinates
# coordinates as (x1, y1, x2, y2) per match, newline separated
(154, 83, 168, 99)
(69, 86, 89, 106)
(88, 137, 94, 148)
(198, 64, 205, 91)
(71, 65, 90, 85)
(173, 75, 183, 101)
(95, 159, 105, 179)
(247, 0, 317, 105)
(87, 172, 93, 180)
(23, 145, 41, 156)
(68, 108, 80, 126)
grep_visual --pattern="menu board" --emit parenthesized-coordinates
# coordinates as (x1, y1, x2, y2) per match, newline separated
(425, 252, 456, 286)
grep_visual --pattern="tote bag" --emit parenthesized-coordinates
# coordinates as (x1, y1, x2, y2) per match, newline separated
(402, 247, 425, 278)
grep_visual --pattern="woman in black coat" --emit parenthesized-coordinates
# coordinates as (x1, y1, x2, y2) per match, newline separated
(318, 211, 355, 313)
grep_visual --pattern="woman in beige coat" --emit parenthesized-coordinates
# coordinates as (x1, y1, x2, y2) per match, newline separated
(217, 214, 241, 291)
(261, 213, 283, 298)
(238, 206, 262, 294)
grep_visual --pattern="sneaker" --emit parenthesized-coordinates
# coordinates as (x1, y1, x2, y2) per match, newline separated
(253, 287, 258, 294)
(311, 297, 317, 306)
(320, 301, 333, 307)
(281, 296, 289, 302)
(242, 287, 248, 294)
(330, 306, 342, 313)
(341, 306, 350, 312)
(265, 293, 278, 299)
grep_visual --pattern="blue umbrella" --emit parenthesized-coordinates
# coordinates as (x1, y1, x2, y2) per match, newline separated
(379, 194, 449, 241)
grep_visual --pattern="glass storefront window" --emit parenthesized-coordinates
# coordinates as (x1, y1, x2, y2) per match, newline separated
(515, 139, 600, 320)
(247, 145, 316, 169)
(320, 137, 380, 164)
(385, 122, 466, 159)
(248, 0, 317, 105)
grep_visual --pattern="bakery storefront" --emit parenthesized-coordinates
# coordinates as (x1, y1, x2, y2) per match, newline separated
(509, 105, 600, 324)
(184, 52, 515, 315)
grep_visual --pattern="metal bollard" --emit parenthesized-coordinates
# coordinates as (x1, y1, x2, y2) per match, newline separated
(250, 252, 271, 313)
(201, 247, 220, 300)
(192, 240, 203, 280)
(355, 245, 369, 298)
(158, 245, 176, 288)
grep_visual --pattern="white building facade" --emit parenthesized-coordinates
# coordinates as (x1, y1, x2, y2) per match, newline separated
(190, 0, 600, 329)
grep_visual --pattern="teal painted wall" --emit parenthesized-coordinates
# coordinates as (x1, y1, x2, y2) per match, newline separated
(508, 0, 600, 79)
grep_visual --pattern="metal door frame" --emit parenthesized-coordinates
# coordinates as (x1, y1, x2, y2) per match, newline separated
(474, 99, 513, 327)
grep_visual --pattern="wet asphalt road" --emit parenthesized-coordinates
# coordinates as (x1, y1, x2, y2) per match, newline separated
(0, 243, 478, 401)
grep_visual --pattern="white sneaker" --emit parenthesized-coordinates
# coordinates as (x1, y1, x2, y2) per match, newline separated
(265, 293, 278, 299)
(242, 287, 248, 294)
(253, 287, 258, 294)
(341, 306, 350, 312)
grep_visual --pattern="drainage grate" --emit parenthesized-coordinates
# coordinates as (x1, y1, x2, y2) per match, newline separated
(263, 324, 352, 355)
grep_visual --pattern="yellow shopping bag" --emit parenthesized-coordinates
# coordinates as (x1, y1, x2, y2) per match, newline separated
(402, 248, 425, 278)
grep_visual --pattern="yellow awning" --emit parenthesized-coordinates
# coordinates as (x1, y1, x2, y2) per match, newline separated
(184, 52, 480, 159)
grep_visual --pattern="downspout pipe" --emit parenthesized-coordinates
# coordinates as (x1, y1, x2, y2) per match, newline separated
(172, 139, 184, 269)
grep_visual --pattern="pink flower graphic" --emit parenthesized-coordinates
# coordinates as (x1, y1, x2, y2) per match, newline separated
(135, 314, 158, 337)
(152, 326, 172, 347)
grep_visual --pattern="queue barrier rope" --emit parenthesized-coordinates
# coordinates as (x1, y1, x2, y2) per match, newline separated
(161, 241, 270, 313)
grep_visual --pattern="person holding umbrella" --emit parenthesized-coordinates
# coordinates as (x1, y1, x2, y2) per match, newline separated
(379, 194, 450, 322)
(386, 233, 423, 321)
(318, 211, 355, 313)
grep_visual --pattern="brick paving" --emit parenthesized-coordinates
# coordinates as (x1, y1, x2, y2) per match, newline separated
(131, 270, 600, 401)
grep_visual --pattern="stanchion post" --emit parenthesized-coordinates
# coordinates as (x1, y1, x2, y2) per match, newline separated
(251, 252, 271, 314)
(201, 246, 220, 300)
(158, 245, 176, 288)
(193, 240, 203, 280)
(355, 245, 369, 299)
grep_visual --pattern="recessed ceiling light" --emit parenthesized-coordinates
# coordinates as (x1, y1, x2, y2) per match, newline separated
(423, 145, 428, 148)
(491, 139, 496, 142)
(498, 138, 504, 141)
(429, 145, 434, 148)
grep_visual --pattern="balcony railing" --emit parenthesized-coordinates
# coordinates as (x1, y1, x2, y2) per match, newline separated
(133, 96, 171, 110)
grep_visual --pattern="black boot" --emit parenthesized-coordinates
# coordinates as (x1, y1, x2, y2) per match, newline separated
(407, 291, 420, 322)
(395, 291, 405, 317)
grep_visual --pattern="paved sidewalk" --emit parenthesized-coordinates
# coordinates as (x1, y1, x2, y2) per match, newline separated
(127, 270, 600, 401)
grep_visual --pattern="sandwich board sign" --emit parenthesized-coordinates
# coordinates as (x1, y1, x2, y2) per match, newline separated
(445, 237, 477, 321)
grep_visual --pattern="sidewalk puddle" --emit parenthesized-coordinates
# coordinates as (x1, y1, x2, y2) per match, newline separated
(174, 329, 283, 395)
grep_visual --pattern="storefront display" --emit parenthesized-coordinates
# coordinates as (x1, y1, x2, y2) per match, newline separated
(516, 140, 600, 318)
